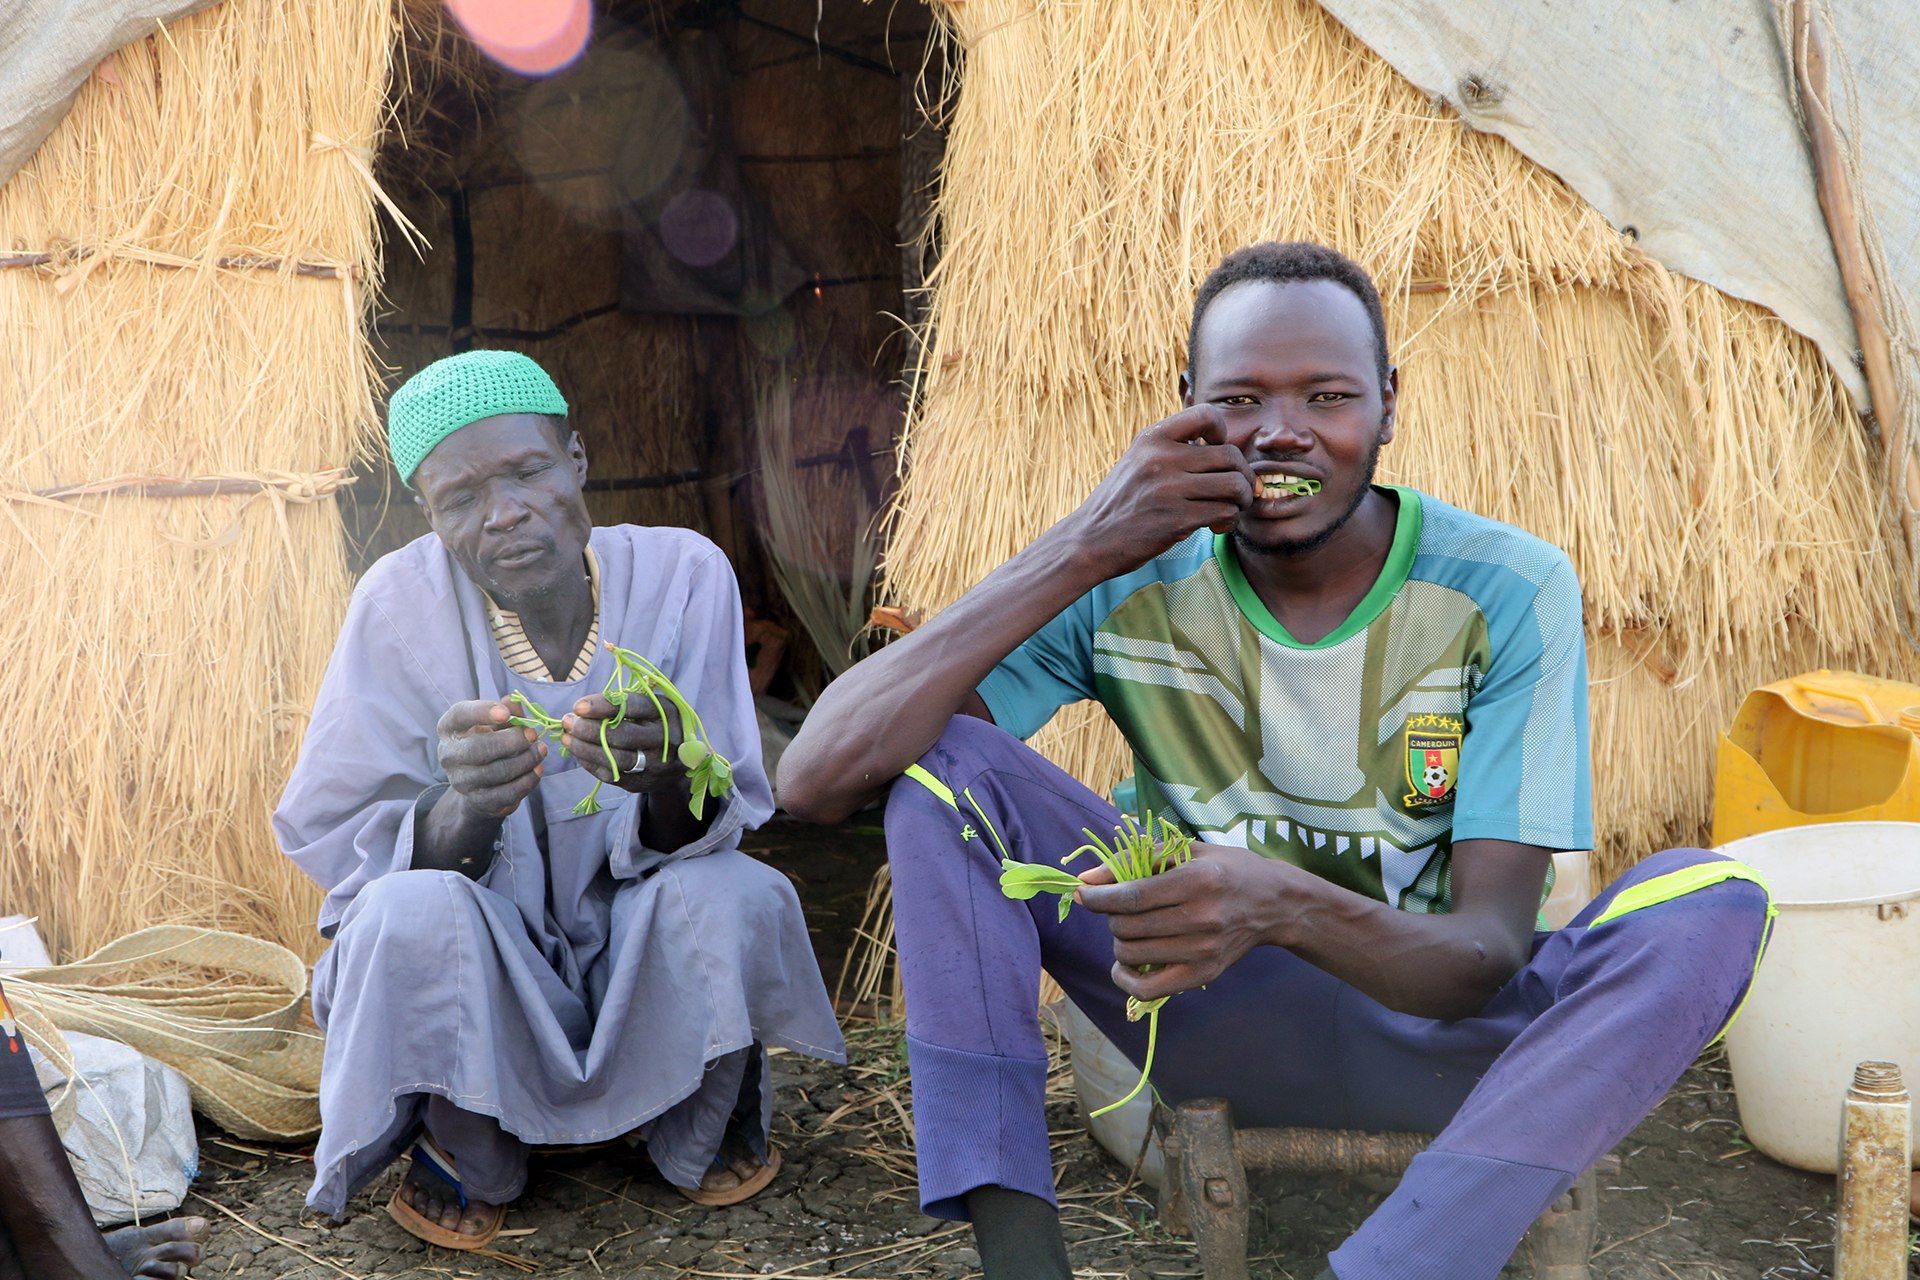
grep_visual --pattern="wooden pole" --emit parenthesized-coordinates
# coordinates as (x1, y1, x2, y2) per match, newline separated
(1789, 0, 1919, 553)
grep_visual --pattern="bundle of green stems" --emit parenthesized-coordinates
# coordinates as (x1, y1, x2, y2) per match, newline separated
(995, 810, 1195, 1117)
(510, 644, 734, 817)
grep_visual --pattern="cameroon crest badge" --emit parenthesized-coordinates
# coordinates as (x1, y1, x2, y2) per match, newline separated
(1403, 713, 1463, 807)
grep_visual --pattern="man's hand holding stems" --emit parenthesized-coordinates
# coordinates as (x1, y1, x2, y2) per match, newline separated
(417, 685, 712, 877)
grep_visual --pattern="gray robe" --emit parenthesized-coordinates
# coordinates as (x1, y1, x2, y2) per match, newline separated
(274, 525, 843, 1214)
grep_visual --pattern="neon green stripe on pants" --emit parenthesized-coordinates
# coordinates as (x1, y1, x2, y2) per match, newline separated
(903, 762, 958, 809)
(1590, 860, 1777, 1044)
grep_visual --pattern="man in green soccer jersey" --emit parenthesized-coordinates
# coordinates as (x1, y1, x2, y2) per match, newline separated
(780, 242, 1772, 1280)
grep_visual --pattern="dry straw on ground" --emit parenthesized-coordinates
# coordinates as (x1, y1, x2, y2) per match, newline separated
(0, 0, 392, 961)
(888, 0, 1919, 881)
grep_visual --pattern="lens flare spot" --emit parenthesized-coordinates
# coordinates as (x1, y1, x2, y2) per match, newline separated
(743, 307, 797, 360)
(447, 0, 591, 75)
(658, 188, 739, 267)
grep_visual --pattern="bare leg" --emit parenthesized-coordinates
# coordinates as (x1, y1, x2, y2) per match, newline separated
(1, 974, 208, 1278)
(0, 1206, 208, 1280)
(0, 1211, 24, 1280)
(0, 1112, 176, 1280)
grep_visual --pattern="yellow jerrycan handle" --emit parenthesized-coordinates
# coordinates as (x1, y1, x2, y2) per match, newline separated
(1788, 675, 1883, 724)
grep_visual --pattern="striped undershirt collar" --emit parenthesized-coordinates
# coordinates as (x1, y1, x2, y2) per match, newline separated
(483, 546, 601, 683)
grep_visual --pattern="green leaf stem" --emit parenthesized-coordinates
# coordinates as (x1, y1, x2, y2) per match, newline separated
(998, 860, 1086, 922)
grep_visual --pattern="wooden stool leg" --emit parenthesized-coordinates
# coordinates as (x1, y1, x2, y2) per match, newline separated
(1177, 1099, 1251, 1280)
(1153, 1102, 1189, 1236)
(1522, 1164, 1601, 1280)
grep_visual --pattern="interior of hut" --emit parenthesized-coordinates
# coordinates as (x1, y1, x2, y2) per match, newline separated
(357, 0, 938, 711)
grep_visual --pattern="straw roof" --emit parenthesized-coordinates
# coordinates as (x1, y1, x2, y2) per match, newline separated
(0, 0, 391, 960)
(889, 0, 1920, 881)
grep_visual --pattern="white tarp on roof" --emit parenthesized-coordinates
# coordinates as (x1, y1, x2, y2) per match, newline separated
(1319, 0, 1920, 408)
(0, 0, 221, 190)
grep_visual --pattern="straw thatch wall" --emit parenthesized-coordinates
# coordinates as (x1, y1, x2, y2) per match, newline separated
(891, 0, 1920, 881)
(0, 0, 390, 960)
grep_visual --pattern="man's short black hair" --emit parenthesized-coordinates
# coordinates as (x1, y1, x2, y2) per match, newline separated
(1187, 241, 1391, 386)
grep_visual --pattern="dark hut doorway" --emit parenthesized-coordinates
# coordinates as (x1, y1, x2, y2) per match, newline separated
(357, 1, 937, 712)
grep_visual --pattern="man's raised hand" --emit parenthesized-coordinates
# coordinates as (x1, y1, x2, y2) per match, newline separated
(436, 699, 546, 818)
(1062, 404, 1258, 577)
(560, 694, 685, 798)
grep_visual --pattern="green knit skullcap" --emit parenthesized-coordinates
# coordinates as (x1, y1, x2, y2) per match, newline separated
(387, 350, 570, 487)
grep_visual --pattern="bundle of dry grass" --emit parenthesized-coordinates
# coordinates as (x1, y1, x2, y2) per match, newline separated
(0, 0, 392, 961)
(752, 366, 889, 678)
(887, 0, 1918, 880)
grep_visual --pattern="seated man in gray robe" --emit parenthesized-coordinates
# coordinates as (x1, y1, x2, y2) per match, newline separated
(275, 350, 843, 1248)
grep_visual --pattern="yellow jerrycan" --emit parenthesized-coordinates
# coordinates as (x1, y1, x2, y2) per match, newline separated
(1713, 670, 1920, 845)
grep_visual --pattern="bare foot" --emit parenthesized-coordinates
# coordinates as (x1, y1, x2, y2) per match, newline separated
(400, 1164, 500, 1241)
(695, 1151, 772, 1198)
(102, 1217, 208, 1279)
(1909, 1170, 1919, 1220)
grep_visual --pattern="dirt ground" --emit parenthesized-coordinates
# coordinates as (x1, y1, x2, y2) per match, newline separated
(169, 821, 1876, 1279)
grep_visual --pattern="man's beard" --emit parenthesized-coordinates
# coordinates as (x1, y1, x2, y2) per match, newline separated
(472, 538, 566, 604)
(1232, 426, 1385, 560)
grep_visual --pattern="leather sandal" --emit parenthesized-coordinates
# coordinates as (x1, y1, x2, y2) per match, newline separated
(386, 1133, 507, 1250)
(677, 1143, 781, 1206)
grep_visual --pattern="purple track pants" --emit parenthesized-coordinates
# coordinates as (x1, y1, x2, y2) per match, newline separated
(887, 717, 1771, 1280)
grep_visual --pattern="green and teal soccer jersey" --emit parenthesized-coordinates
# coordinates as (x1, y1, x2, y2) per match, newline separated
(976, 487, 1592, 914)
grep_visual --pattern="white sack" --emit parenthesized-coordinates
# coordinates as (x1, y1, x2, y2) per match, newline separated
(0, 914, 51, 970)
(29, 1031, 200, 1226)
(1542, 849, 1595, 932)
(1054, 997, 1166, 1189)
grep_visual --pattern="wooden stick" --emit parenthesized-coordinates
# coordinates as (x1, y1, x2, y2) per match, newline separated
(25, 471, 355, 502)
(1789, 0, 1919, 550)
(0, 250, 356, 280)
(1232, 1124, 1432, 1175)
(39, 479, 298, 499)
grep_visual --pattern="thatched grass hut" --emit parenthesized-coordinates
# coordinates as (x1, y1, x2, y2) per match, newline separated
(358, 0, 917, 688)
(0, 0, 920, 961)
(0, 0, 390, 961)
(2, 0, 1910, 966)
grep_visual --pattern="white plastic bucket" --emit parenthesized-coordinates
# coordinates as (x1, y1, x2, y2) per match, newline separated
(1054, 998, 1166, 1188)
(1720, 821, 1920, 1172)
(1542, 849, 1594, 930)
